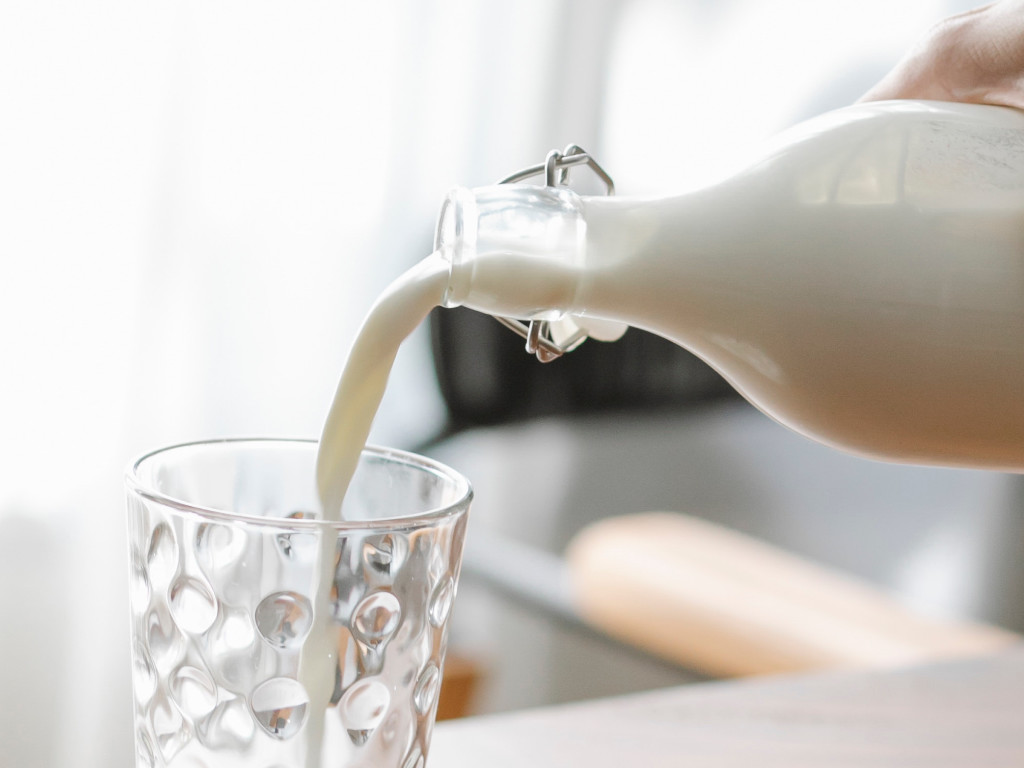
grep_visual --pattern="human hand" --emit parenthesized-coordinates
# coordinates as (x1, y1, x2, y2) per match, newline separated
(860, 1, 1024, 109)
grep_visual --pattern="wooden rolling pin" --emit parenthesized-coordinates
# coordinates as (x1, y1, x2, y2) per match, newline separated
(566, 512, 1019, 678)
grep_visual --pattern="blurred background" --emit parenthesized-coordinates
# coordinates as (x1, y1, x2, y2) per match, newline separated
(3, 1, 1022, 766)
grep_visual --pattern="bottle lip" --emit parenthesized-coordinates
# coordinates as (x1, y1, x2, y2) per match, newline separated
(434, 186, 477, 308)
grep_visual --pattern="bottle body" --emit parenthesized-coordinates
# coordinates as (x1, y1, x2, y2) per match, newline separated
(437, 100, 1024, 471)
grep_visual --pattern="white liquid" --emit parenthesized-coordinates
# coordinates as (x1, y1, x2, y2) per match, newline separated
(576, 194, 1024, 471)
(300, 251, 449, 767)
(315, 251, 450, 515)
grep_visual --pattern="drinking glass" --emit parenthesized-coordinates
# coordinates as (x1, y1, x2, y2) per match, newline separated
(125, 439, 471, 768)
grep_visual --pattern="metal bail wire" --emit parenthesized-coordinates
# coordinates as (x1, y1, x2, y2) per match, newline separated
(495, 144, 615, 363)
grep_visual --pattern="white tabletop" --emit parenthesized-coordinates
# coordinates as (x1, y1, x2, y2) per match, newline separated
(430, 648, 1024, 767)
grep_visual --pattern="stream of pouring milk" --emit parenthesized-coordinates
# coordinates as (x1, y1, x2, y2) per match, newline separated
(315, 250, 452, 512)
(300, 250, 450, 766)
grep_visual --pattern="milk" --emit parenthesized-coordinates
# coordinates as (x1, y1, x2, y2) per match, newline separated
(298, 251, 448, 767)
(315, 252, 450, 514)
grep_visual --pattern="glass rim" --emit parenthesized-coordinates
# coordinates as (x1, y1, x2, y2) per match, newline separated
(125, 437, 473, 531)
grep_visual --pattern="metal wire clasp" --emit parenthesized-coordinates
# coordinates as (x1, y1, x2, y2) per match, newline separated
(495, 144, 615, 362)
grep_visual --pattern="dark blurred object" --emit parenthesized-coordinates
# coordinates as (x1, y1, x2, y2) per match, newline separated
(430, 306, 736, 431)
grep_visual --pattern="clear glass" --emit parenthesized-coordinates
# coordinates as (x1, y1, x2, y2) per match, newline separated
(125, 439, 472, 768)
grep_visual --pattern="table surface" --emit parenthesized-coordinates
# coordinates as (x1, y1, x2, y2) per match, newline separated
(430, 648, 1024, 766)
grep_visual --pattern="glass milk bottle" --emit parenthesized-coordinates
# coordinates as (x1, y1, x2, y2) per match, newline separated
(434, 100, 1024, 471)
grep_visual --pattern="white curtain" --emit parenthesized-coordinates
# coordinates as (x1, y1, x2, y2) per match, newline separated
(0, 3, 571, 765)
(0, 0, 971, 765)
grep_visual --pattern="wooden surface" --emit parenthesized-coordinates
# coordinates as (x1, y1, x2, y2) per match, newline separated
(567, 513, 1018, 677)
(435, 652, 485, 721)
(430, 647, 1024, 766)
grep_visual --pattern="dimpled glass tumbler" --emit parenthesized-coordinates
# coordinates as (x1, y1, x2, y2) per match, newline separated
(125, 439, 471, 768)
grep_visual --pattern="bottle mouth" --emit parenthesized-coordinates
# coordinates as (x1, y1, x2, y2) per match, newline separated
(433, 187, 477, 308)
(433, 194, 456, 253)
